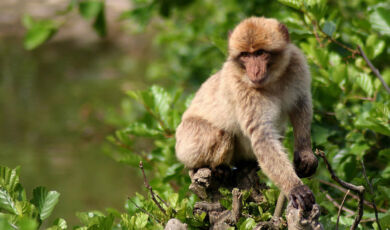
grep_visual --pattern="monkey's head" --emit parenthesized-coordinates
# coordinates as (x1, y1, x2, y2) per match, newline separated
(229, 17, 290, 87)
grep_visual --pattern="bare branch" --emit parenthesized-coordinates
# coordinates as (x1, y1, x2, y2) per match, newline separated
(361, 160, 382, 230)
(315, 149, 365, 230)
(336, 190, 350, 230)
(139, 161, 168, 215)
(358, 46, 390, 94)
(322, 190, 355, 215)
(319, 179, 387, 212)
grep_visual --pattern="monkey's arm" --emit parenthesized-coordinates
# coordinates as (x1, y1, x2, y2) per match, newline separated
(237, 97, 315, 211)
(289, 94, 318, 178)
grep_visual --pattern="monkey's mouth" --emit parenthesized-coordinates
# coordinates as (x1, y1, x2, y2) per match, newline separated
(249, 73, 269, 86)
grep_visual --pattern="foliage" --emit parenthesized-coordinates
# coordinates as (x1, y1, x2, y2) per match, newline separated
(12, 0, 390, 229)
(0, 166, 60, 230)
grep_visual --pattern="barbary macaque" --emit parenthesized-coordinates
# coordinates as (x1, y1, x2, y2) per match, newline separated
(175, 17, 317, 211)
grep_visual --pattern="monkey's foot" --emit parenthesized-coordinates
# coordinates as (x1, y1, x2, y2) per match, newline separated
(189, 168, 212, 200)
(286, 202, 323, 230)
(164, 218, 187, 230)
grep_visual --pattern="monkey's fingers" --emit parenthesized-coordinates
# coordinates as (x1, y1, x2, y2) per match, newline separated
(289, 185, 315, 212)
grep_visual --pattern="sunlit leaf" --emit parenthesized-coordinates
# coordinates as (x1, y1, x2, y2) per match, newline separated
(31, 187, 60, 220)
(0, 166, 20, 192)
(369, 4, 390, 36)
(0, 189, 18, 215)
(356, 73, 374, 97)
(23, 18, 58, 50)
(277, 0, 303, 10)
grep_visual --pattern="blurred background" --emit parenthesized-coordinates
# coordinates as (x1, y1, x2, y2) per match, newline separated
(0, 0, 149, 225)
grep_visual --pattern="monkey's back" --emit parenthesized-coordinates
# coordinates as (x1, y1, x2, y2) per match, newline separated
(181, 71, 237, 131)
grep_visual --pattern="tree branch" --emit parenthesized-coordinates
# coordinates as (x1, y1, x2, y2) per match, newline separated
(322, 189, 355, 216)
(139, 161, 169, 215)
(357, 46, 390, 94)
(319, 179, 387, 212)
(361, 160, 382, 230)
(315, 149, 365, 230)
(336, 190, 350, 230)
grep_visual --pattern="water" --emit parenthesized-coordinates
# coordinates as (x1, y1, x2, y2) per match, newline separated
(0, 37, 146, 226)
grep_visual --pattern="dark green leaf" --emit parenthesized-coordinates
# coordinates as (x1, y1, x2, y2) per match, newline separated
(322, 21, 336, 37)
(78, 1, 103, 19)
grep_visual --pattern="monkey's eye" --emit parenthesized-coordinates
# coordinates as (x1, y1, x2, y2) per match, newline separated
(240, 52, 250, 57)
(254, 49, 265, 56)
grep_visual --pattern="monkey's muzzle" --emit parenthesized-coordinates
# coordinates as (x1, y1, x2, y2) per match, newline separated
(244, 55, 269, 85)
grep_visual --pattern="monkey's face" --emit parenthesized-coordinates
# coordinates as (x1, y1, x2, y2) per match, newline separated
(228, 17, 290, 87)
(237, 49, 272, 86)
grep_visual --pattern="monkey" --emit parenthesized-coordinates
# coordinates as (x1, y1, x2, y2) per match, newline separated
(175, 17, 318, 211)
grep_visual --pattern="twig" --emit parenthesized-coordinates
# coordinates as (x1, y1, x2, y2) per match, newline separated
(319, 179, 387, 212)
(273, 193, 286, 218)
(315, 149, 365, 230)
(358, 46, 390, 94)
(139, 161, 167, 215)
(315, 150, 365, 194)
(231, 188, 242, 223)
(127, 197, 162, 224)
(361, 160, 382, 230)
(336, 190, 350, 230)
(360, 218, 377, 223)
(322, 189, 355, 215)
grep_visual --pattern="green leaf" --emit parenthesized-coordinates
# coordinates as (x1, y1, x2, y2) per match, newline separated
(122, 123, 164, 138)
(369, 4, 390, 36)
(79, 1, 103, 19)
(356, 73, 374, 97)
(52, 218, 67, 229)
(0, 166, 20, 192)
(16, 216, 38, 230)
(93, 4, 106, 37)
(23, 18, 58, 50)
(0, 188, 18, 215)
(135, 213, 148, 229)
(278, 0, 303, 10)
(150, 85, 172, 123)
(22, 15, 34, 29)
(0, 216, 13, 230)
(239, 217, 257, 230)
(31, 187, 60, 220)
(322, 21, 336, 37)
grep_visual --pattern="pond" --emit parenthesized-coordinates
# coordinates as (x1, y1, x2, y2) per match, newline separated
(0, 37, 148, 226)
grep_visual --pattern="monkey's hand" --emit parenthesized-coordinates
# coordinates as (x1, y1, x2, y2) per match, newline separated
(294, 150, 318, 178)
(289, 185, 315, 212)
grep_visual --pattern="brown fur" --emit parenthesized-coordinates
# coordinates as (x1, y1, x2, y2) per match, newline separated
(175, 17, 316, 197)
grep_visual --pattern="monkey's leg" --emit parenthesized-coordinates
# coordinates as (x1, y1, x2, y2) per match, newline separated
(175, 116, 234, 169)
(289, 94, 318, 178)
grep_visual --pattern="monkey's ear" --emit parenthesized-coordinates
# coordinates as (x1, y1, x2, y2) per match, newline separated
(228, 30, 232, 39)
(278, 23, 290, 42)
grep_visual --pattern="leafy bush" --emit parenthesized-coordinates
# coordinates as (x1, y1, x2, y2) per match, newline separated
(5, 0, 390, 229)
